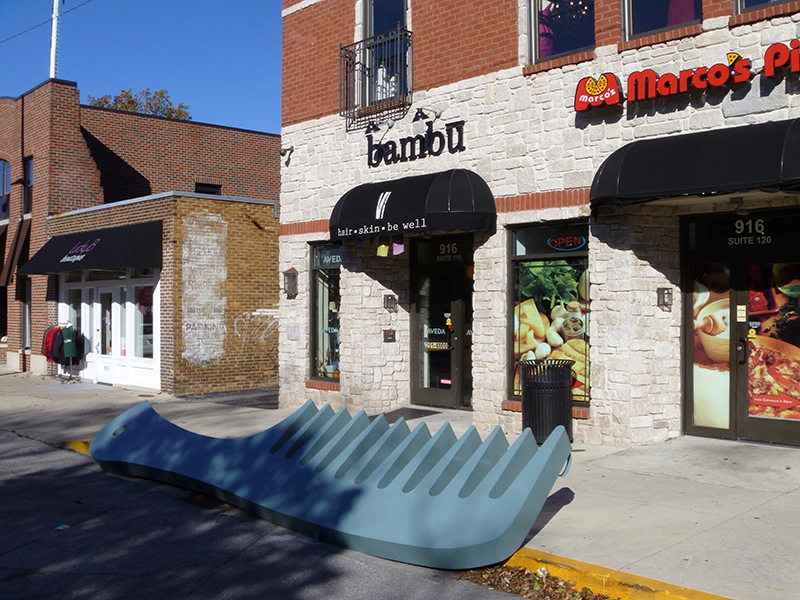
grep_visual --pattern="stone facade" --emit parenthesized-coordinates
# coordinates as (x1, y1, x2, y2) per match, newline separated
(280, 1, 800, 445)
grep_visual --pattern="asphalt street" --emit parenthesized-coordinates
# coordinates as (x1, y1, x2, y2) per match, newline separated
(0, 430, 511, 600)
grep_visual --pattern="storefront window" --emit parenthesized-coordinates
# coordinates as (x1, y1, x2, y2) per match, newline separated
(120, 287, 127, 356)
(87, 268, 126, 281)
(512, 224, 590, 403)
(535, 0, 594, 61)
(67, 289, 82, 332)
(312, 244, 341, 380)
(135, 285, 154, 359)
(627, 0, 701, 38)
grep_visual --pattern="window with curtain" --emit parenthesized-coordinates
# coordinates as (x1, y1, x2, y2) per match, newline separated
(535, 0, 595, 61)
(627, 0, 701, 38)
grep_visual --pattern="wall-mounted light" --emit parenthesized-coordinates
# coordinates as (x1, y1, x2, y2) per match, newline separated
(365, 119, 395, 135)
(412, 107, 442, 122)
(384, 294, 398, 312)
(283, 268, 298, 297)
(280, 146, 294, 157)
(657, 287, 673, 312)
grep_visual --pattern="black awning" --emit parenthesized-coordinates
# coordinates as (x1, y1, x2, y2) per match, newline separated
(590, 118, 800, 209)
(330, 169, 496, 240)
(19, 220, 162, 275)
(0, 219, 31, 286)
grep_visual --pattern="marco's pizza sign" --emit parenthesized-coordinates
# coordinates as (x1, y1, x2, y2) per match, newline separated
(574, 40, 800, 112)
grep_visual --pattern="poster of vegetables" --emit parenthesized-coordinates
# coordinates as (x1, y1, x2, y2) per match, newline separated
(513, 259, 590, 402)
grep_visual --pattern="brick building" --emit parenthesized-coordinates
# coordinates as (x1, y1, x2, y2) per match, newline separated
(279, 0, 800, 447)
(1, 79, 280, 394)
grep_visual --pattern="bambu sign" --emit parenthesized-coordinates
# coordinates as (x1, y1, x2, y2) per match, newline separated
(367, 120, 466, 168)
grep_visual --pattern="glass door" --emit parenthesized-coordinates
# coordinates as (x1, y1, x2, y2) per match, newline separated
(411, 237, 473, 408)
(740, 262, 800, 442)
(94, 287, 117, 384)
(686, 210, 800, 445)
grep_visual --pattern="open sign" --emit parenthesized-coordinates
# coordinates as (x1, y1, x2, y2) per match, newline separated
(547, 235, 587, 251)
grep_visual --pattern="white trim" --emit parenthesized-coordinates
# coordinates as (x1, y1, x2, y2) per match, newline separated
(282, 0, 326, 18)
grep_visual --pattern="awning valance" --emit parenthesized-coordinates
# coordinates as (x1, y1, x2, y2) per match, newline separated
(330, 169, 496, 240)
(590, 118, 800, 210)
(19, 221, 162, 275)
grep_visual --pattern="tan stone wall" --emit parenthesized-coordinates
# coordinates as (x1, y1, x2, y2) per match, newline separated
(172, 197, 280, 395)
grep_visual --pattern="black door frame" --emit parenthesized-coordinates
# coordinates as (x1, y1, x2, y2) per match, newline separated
(683, 208, 800, 446)
(410, 236, 473, 408)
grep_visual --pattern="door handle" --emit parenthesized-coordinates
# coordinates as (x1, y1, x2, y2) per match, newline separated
(737, 337, 748, 365)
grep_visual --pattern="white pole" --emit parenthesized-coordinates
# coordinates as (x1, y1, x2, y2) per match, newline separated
(49, 0, 60, 79)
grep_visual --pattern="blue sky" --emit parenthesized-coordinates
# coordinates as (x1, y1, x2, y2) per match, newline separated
(0, 0, 282, 133)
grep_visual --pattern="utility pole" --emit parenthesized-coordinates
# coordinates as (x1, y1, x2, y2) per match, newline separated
(49, 0, 61, 79)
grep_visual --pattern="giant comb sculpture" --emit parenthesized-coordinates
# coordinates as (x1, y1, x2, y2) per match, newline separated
(90, 400, 571, 569)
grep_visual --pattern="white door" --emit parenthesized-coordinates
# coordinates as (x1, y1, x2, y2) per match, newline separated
(94, 287, 117, 384)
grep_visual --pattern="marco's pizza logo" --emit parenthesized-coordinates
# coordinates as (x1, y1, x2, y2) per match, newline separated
(574, 73, 623, 112)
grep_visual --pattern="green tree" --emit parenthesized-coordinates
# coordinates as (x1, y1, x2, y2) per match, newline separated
(86, 88, 191, 120)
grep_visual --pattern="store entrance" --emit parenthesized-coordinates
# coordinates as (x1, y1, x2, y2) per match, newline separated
(686, 209, 800, 445)
(410, 237, 473, 409)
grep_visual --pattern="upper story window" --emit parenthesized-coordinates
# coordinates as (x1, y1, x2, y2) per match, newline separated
(23, 157, 33, 215)
(626, 0, 701, 39)
(738, 0, 792, 12)
(0, 160, 9, 220)
(340, 0, 411, 131)
(195, 182, 222, 195)
(534, 0, 595, 62)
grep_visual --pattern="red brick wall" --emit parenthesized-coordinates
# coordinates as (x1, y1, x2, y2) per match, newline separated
(282, 0, 520, 127)
(412, 0, 518, 91)
(282, 0, 353, 127)
(81, 107, 280, 203)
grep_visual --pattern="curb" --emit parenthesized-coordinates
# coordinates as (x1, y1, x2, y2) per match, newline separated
(505, 548, 734, 600)
(63, 440, 92, 454)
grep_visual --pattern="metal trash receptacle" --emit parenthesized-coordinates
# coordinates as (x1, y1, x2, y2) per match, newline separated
(518, 359, 575, 444)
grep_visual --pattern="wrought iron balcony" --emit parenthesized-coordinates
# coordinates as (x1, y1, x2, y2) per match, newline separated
(340, 27, 413, 131)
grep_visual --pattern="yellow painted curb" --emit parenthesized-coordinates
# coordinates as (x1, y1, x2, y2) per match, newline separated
(505, 548, 734, 600)
(63, 440, 92, 455)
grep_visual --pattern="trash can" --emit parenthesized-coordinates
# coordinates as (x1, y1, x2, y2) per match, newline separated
(518, 359, 575, 444)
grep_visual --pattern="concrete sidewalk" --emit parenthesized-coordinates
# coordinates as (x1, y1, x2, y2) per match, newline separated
(1, 368, 798, 600)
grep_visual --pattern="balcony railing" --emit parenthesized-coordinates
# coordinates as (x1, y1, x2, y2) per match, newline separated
(340, 27, 412, 131)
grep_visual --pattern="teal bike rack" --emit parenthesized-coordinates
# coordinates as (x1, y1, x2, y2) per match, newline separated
(90, 400, 571, 569)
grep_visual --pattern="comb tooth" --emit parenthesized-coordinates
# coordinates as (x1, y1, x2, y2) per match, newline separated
(278, 404, 335, 460)
(375, 422, 436, 489)
(258, 400, 320, 455)
(481, 428, 539, 500)
(425, 427, 484, 496)
(297, 407, 353, 466)
(309, 410, 370, 473)
(452, 427, 510, 499)
(489, 429, 572, 499)
(330, 415, 392, 479)
(353, 418, 415, 484)
(399, 423, 459, 493)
